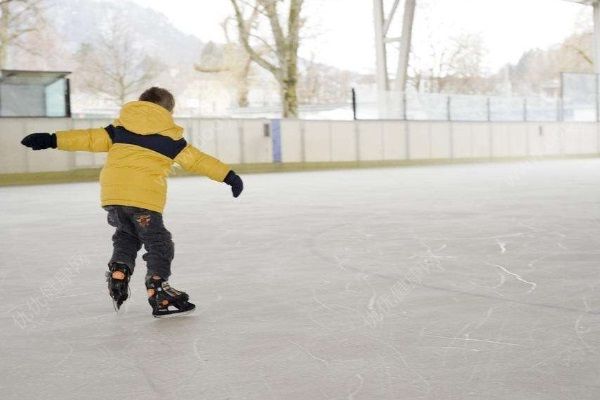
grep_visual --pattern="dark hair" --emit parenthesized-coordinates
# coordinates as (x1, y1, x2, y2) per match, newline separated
(139, 87, 175, 112)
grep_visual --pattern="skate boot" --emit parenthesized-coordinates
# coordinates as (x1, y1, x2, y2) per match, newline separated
(105, 262, 132, 311)
(145, 275, 196, 318)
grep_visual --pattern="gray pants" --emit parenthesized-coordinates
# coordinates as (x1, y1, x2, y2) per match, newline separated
(105, 205, 174, 279)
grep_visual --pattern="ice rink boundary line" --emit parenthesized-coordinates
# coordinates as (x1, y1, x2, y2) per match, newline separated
(0, 154, 599, 187)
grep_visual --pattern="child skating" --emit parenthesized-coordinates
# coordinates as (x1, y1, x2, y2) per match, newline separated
(20, 87, 243, 317)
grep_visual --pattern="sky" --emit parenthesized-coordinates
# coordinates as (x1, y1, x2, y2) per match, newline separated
(128, 0, 591, 74)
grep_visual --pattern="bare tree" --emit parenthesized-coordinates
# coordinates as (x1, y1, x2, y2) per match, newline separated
(195, 14, 260, 108)
(229, 0, 304, 117)
(298, 54, 319, 104)
(297, 56, 356, 105)
(561, 32, 592, 68)
(411, 32, 489, 94)
(0, 0, 45, 68)
(196, 43, 253, 108)
(74, 22, 163, 105)
(506, 31, 593, 96)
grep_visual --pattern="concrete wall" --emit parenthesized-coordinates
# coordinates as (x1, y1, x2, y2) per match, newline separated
(1, 118, 598, 174)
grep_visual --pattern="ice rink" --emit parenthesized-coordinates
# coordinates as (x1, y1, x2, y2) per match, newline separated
(1, 159, 600, 400)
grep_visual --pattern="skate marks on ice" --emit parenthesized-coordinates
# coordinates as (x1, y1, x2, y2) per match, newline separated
(2, 161, 600, 399)
(310, 215, 600, 319)
(485, 262, 537, 294)
(308, 227, 450, 330)
(7, 255, 91, 332)
(191, 329, 432, 399)
(298, 163, 600, 398)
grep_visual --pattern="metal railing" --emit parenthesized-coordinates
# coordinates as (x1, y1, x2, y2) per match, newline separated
(353, 90, 590, 122)
(57, 73, 600, 122)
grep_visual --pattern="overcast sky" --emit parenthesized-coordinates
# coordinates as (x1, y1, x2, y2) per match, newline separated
(129, 0, 590, 74)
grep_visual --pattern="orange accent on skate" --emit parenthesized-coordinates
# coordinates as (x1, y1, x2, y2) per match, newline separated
(112, 271, 125, 280)
(147, 289, 155, 297)
(161, 300, 169, 306)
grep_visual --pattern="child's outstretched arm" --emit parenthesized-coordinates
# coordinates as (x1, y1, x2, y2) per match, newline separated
(175, 144, 244, 198)
(21, 126, 113, 152)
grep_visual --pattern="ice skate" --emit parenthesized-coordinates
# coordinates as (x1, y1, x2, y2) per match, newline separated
(145, 275, 195, 318)
(106, 262, 132, 311)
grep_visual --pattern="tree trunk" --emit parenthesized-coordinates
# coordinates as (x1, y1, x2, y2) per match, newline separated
(229, 0, 303, 118)
(238, 81, 249, 108)
(237, 56, 251, 108)
(284, 0, 301, 117)
(0, 2, 10, 68)
(282, 81, 298, 118)
(283, 65, 298, 118)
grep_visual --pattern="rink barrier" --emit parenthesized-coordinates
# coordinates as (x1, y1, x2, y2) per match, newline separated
(0, 118, 599, 182)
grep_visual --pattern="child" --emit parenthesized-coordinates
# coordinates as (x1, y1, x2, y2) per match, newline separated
(21, 87, 243, 317)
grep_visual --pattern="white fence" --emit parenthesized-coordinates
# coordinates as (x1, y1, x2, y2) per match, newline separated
(0, 117, 599, 174)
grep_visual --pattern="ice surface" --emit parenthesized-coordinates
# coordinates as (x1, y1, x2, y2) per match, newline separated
(1, 160, 600, 399)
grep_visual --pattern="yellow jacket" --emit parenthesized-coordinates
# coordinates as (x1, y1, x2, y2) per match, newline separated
(55, 101, 230, 213)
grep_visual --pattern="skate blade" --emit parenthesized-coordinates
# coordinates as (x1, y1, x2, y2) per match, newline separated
(112, 299, 125, 312)
(153, 305, 196, 318)
(109, 287, 130, 312)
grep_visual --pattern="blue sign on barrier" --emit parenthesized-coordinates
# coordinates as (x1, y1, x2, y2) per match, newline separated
(271, 119, 282, 163)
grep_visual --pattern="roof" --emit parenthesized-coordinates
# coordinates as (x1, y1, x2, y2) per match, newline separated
(0, 70, 70, 85)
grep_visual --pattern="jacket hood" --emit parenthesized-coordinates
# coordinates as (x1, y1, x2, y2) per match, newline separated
(113, 101, 183, 140)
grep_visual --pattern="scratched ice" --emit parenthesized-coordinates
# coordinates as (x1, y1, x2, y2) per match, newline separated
(1, 159, 600, 400)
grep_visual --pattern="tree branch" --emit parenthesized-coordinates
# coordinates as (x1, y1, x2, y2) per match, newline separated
(248, 30, 276, 55)
(259, 0, 286, 63)
(229, 0, 279, 77)
(566, 44, 593, 65)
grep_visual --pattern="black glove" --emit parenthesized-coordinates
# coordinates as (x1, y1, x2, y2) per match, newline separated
(21, 133, 57, 150)
(224, 170, 243, 198)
